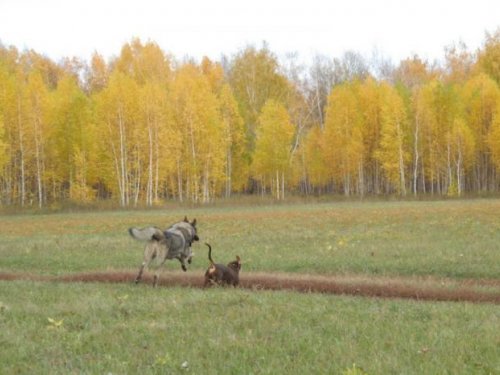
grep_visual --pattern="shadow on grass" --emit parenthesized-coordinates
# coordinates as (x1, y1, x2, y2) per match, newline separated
(0, 270, 499, 304)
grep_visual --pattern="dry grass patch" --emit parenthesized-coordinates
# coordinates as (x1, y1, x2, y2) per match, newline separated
(1, 270, 498, 304)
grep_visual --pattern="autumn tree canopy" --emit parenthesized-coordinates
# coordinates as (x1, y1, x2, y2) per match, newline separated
(1, 32, 500, 206)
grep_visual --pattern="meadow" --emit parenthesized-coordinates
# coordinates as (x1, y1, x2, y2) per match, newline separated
(0, 199, 499, 374)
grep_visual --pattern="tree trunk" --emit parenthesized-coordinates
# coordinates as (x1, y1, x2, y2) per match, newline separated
(118, 107, 128, 206)
(17, 96, 26, 206)
(147, 121, 153, 206)
(397, 120, 406, 196)
(225, 149, 232, 198)
(413, 112, 420, 196)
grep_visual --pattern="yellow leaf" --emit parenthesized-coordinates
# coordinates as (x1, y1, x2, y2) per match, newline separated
(47, 317, 64, 327)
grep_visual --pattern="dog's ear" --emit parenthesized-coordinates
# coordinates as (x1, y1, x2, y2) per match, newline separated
(183, 216, 189, 222)
(191, 218, 197, 227)
(236, 255, 241, 264)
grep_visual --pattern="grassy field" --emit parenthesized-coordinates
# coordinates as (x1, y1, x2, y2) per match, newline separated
(0, 199, 499, 374)
(1, 281, 499, 375)
(1, 199, 499, 279)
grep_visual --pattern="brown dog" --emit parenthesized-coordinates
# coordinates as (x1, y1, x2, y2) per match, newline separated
(204, 243, 241, 287)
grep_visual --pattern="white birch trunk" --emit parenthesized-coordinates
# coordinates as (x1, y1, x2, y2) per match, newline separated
(413, 112, 420, 196)
(147, 121, 153, 206)
(118, 107, 128, 206)
(397, 120, 406, 196)
(17, 96, 25, 206)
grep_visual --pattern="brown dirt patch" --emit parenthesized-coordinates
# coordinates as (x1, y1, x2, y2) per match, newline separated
(1, 270, 498, 304)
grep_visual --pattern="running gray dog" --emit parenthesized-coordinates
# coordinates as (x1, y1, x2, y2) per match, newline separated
(129, 217, 199, 287)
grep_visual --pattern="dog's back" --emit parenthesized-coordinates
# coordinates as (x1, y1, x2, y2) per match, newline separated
(171, 218, 199, 245)
(204, 243, 241, 287)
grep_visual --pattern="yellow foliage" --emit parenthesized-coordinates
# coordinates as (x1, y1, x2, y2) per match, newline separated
(323, 82, 364, 193)
(1, 34, 500, 205)
(375, 83, 410, 195)
(487, 103, 500, 169)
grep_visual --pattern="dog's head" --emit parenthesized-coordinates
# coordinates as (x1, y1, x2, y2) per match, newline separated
(227, 255, 241, 273)
(183, 216, 200, 241)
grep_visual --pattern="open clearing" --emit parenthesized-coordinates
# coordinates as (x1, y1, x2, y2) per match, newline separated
(1, 199, 499, 303)
(1, 200, 499, 374)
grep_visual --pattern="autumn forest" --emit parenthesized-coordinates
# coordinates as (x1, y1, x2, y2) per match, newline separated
(1, 31, 500, 207)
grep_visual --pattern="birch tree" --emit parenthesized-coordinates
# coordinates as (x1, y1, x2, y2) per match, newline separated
(0, 60, 18, 205)
(376, 83, 410, 195)
(252, 100, 294, 199)
(218, 84, 246, 196)
(228, 45, 290, 153)
(25, 70, 49, 206)
(170, 63, 225, 202)
(487, 102, 500, 171)
(323, 82, 364, 195)
(50, 74, 94, 202)
(461, 74, 499, 191)
(95, 71, 141, 206)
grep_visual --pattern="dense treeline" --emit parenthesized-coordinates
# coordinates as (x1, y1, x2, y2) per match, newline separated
(1, 31, 500, 206)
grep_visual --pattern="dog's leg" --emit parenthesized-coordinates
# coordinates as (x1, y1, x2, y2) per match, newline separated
(153, 256, 169, 288)
(153, 272, 159, 288)
(178, 256, 187, 272)
(135, 262, 146, 284)
(204, 276, 215, 288)
(136, 244, 154, 285)
(136, 257, 154, 284)
(152, 266, 161, 288)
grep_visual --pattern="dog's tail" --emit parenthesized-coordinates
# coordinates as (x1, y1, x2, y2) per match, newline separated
(128, 227, 164, 241)
(205, 242, 214, 265)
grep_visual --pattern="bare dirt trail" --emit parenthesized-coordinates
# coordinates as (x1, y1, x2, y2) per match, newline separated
(1, 270, 499, 304)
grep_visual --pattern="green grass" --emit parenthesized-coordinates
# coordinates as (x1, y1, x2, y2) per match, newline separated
(0, 281, 499, 375)
(0, 199, 499, 374)
(1, 199, 499, 279)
